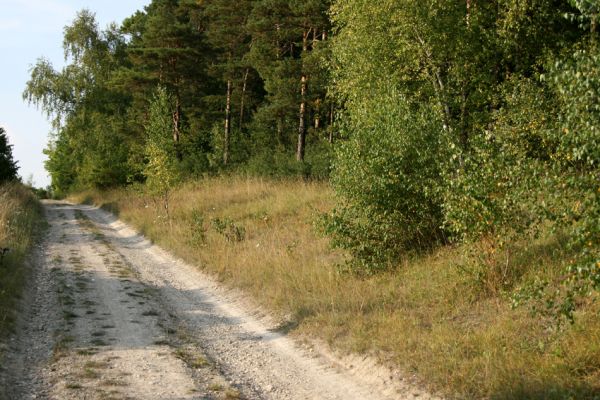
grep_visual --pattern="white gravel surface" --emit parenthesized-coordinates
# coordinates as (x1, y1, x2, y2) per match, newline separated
(0, 201, 440, 400)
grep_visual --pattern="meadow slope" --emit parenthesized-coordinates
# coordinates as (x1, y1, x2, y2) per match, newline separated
(73, 177, 600, 399)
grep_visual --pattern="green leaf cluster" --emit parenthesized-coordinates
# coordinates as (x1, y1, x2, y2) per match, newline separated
(326, 0, 598, 320)
(144, 86, 181, 218)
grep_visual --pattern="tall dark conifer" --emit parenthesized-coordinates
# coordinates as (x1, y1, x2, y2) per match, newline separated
(289, 0, 330, 161)
(0, 128, 19, 183)
(204, 0, 255, 165)
(119, 0, 209, 147)
(246, 0, 303, 156)
(246, 0, 330, 162)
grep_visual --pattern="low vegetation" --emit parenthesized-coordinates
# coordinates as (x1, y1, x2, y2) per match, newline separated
(0, 183, 44, 338)
(73, 177, 600, 399)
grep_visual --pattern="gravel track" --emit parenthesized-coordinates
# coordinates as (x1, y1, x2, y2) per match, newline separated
(0, 201, 439, 400)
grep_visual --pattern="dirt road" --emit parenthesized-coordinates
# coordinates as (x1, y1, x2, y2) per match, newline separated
(0, 201, 438, 400)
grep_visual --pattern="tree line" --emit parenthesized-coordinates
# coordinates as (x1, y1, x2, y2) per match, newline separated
(25, 0, 333, 194)
(25, 0, 598, 320)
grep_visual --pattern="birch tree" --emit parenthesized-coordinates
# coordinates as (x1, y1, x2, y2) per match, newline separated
(144, 86, 180, 221)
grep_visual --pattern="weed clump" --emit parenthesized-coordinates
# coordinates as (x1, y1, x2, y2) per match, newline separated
(211, 217, 246, 242)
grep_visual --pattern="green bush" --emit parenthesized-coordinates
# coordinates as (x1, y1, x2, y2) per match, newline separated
(211, 217, 246, 242)
(188, 209, 207, 246)
(323, 88, 446, 272)
(442, 78, 556, 244)
(541, 43, 600, 320)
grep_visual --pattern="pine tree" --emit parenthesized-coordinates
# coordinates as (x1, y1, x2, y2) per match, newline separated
(0, 128, 19, 183)
(289, 0, 330, 161)
(119, 0, 209, 147)
(204, 0, 255, 165)
(246, 0, 330, 163)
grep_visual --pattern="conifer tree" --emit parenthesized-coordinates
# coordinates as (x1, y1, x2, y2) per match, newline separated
(0, 128, 19, 183)
(204, 0, 255, 165)
(246, 0, 330, 162)
(120, 0, 208, 147)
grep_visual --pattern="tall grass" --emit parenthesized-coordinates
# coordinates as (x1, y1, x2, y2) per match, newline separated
(0, 183, 44, 337)
(73, 177, 600, 399)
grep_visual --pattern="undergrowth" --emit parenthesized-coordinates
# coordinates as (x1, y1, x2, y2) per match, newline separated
(72, 176, 600, 399)
(0, 183, 44, 338)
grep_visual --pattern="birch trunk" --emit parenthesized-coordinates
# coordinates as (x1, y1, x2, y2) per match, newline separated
(224, 79, 232, 165)
(466, 0, 471, 26)
(172, 95, 181, 144)
(297, 74, 307, 161)
(328, 102, 334, 144)
(297, 29, 309, 162)
(239, 68, 249, 130)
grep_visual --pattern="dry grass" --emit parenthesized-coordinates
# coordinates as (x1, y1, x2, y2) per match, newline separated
(0, 183, 44, 337)
(72, 176, 600, 399)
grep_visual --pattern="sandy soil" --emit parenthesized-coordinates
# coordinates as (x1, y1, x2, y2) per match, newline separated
(0, 201, 440, 400)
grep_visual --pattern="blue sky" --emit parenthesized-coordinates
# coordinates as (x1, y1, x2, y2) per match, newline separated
(0, 0, 150, 188)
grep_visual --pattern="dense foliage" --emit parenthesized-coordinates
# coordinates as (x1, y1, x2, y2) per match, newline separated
(25, 0, 599, 318)
(25, 1, 334, 194)
(326, 0, 598, 319)
(324, 88, 446, 272)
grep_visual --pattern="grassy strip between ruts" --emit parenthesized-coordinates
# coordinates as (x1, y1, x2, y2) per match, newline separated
(0, 183, 45, 340)
(72, 176, 600, 400)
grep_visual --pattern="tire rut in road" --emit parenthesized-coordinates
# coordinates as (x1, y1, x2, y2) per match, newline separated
(5, 203, 238, 400)
(2, 201, 439, 400)
(79, 204, 439, 400)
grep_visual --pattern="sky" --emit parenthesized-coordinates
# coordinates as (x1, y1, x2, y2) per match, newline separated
(0, 0, 150, 188)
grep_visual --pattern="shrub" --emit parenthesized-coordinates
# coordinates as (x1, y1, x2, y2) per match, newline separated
(323, 87, 446, 272)
(447, 77, 558, 234)
(211, 217, 246, 242)
(144, 86, 181, 221)
(540, 43, 600, 320)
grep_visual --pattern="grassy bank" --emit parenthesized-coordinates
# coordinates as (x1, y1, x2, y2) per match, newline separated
(0, 183, 45, 338)
(73, 177, 600, 399)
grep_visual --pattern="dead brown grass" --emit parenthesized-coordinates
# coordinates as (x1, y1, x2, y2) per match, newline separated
(72, 176, 600, 399)
(0, 182, 44, 337)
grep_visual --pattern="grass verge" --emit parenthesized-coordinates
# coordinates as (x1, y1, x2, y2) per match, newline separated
(72, 177, 600, 399)
(0, 183, 45, 338)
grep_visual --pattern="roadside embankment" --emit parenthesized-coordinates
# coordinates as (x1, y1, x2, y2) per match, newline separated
(0, 183, 45, 338)
(72, 177, 600, 399)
